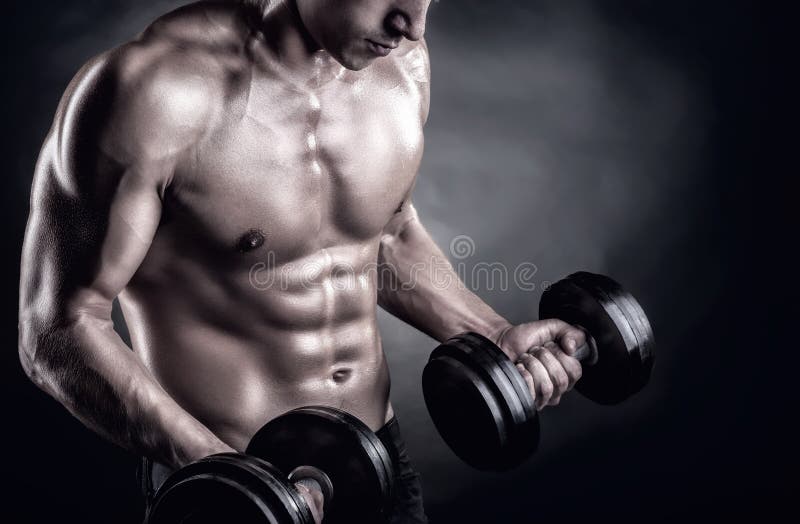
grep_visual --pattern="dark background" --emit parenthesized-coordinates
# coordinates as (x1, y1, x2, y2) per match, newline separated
(3, 1, 791, 522)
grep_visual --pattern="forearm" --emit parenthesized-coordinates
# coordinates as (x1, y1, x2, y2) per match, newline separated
(377, 212, 511, 343)
(20, 315, 231, 469)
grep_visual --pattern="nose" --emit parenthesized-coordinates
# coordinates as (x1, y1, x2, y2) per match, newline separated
(386, 0, 428, 41)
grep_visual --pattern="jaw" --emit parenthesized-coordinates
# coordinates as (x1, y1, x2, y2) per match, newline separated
(330, 42, 378, 71)
(341, 56, 377, 71)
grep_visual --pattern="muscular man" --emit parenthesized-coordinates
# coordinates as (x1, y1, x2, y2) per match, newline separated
(18, 1, 585, 522)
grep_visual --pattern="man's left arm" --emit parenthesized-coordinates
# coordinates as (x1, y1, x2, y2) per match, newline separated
(377, 203, 511, 345)
(377, 203, 583, 409)
(381, 39, 508, 345)
(378, 39, 584, 409)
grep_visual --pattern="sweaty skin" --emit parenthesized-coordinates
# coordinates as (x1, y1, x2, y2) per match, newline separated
(18, 0, 583, 483)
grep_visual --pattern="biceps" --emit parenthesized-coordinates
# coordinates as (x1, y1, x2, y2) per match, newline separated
(20, 150, 162, 326)
(91, 167, 162, 298)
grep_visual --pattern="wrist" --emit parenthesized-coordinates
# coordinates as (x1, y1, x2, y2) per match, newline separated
(486, 320, 514, 347)
(158, 409, 236, 467)
(177, 433, 235, 467)
(452, 316, 512, 346)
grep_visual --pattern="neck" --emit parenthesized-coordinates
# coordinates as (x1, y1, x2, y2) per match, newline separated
(244, 0, 343, 89)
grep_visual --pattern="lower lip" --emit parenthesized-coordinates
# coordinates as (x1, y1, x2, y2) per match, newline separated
(367, 40, 392, 57)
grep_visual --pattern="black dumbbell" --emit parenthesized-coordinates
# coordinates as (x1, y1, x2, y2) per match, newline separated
(145, 406, 394, 524)
(422, 272, 655, 471)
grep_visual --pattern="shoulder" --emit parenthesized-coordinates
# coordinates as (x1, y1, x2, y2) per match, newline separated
(53, 2, 250, 165)
(140, 0, 251, 53)
(394, 38, 431, 84)
(390, 38, 431, 124)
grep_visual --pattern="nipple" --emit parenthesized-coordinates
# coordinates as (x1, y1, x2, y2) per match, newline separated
(237, 228, 266, 252)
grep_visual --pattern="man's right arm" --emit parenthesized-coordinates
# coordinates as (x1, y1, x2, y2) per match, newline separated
(18, 45, 233, 469)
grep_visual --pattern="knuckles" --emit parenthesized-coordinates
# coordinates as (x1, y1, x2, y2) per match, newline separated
(552, 372, 569, 391)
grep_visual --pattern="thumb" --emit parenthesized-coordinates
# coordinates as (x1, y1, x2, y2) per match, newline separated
(521, 318, 576, 348)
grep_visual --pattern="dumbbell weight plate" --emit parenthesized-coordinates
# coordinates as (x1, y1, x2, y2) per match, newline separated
(540, 272, 655, 405)
(247, 406, 394, 524)
(223, 454, 314, 524)
(423, 334, 540, 471)
(459, 332, 537, 420)
(458, 332, 540, 460)
(146, 453, 304, 524)
(422, 351, 508, 468)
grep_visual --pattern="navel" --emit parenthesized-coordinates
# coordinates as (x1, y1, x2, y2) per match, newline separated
(331, 368, 352, 384)
(236, 228, 266, 253)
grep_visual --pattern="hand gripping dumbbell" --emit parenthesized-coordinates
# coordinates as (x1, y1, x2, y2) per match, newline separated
(422, 272, 655, 471)
(145, 406, 395, 524)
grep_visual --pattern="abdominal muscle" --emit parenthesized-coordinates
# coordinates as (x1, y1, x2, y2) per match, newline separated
(118, 243, 394, 452)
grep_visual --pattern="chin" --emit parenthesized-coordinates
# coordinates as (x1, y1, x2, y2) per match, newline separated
(329, 42, 377, 71)
(331, 53, 370, 71)
(344, 56, 375, 71)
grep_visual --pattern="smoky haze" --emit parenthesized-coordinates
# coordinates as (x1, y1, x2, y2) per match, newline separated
(383, 1, 709, 518)
(5, 1, 786, 523)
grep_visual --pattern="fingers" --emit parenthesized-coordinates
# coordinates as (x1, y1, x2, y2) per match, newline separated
(295, 483, 324, 524)
(517, 352, 553, 410)
(515, 318, 586, 357)
(531, 347, 569, 406)
(516, 343, 583, 410)
(557, 324, 587, 357)
(503, 319, 587, 411)
(515, 362, 535, 403)
(543, 341, 582, 390)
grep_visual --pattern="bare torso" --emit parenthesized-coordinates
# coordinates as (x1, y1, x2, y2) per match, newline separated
(21, 1, 581, 478)
(111, 4, 428, 449)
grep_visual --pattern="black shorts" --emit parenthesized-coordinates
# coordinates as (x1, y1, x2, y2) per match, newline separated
(138, 415, 429, 523)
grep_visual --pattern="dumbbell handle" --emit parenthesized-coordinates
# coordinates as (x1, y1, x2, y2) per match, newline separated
(288, 465, 334, 510)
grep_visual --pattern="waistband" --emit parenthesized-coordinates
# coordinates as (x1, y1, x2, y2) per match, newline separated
(376, 415, 400, 446)
(375, 415, 402, 469)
